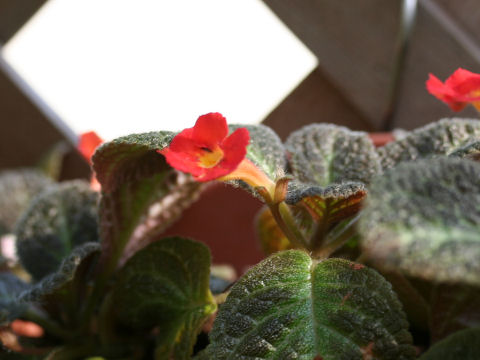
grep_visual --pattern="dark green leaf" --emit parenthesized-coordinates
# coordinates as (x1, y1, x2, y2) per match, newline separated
(419, 327, 480, 360)
(15, 181, 99, 281)
(430, 284, 480, 343)
(20, 242, 100, 303)
(284, 124, 376, 240)
(92, 132, 203, 269)
(0, 273, 30, 324)
(449, 140, 480, 161)
(0, 169, 53, 235)
(285, 123, 380, 186)
(378, 118, 480, 169)
(380, 272, 429, 332)
(286, 181, 366, 237)
(205, 251, 415, 360)
(359, 157, 480, 285)
(112, 237, 216, 360)
(230, 124, 286, 181)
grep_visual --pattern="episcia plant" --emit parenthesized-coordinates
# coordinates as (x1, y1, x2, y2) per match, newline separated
(1, 68, 480, 359)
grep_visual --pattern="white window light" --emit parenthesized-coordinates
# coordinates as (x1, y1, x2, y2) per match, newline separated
(3, 0, 317, 141)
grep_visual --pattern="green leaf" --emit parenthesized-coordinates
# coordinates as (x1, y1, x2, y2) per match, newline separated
(286, 181, 366, 236)
(20, 242, 100, 303)
(284, 124, 376, 239)
(380, 272, 429, 332)
(205, 251, 415, 360)
(419, 327, 480, 360)
(15, 181, 99, 281)
(112, 237, 216, 360)
(449, 140, 480, 161)
(92, 132, 203, 270)
(378, 118, 480, 170)
(0, 273, 30, 324)
(430, 284, 480, 343)
(0, 169, 53, 235)
(359, 157, 480, 285)
(285, 123, 380, 186)
(230, 124, 286, 181)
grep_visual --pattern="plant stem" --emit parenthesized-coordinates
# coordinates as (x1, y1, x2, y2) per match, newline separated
(269, 202, 309, 250)
(312, 214, 361, 259)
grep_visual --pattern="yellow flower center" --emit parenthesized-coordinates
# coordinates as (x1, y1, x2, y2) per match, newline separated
(198, 146, 224, 168)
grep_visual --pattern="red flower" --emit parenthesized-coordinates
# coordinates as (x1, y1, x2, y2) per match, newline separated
(159, 113, 250, 182)
(78, 131, 103, 165)
(426, 68, 480, 111)
(78, 131, 103, 191)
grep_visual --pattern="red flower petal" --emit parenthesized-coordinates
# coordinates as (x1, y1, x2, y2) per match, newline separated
(158, 113, 250, 182)
(78, 131, 103, 164)
(446, 68, 480, 97)
(426, 69, 480, 111)
(192, 113, 228, 148)
(192, 128, 250, 182)
(220, 127, 250, 171)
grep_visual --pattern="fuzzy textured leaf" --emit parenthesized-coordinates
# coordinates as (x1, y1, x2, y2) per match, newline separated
(112, 237, 216, 360)
(419, 327, 480, 360)
(285, 123, 380, 186)
(20, 242, 100, 303)
(378, 118, 480, 169)
(205, 251, 414, 360)
(15, 181, 99, 281)
(92, 132, 203, 267)
(230, 124, 286, 181)
(449, 140, 480, 161)
(359, 157, 480, 285)
(0, 169, 53, 235)
(0, 273, 30, 324)
(286, 181, 366, 235)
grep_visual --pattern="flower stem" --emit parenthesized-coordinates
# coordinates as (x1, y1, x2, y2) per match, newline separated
(312, 214, 361, 259)
(269, 202, 309, 250)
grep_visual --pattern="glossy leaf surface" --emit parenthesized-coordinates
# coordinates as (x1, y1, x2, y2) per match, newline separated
(205, 251, 414, 359)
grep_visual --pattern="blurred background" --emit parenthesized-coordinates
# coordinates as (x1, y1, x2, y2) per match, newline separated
(1, 0, 480, 173)
(1, 0, 480, 270)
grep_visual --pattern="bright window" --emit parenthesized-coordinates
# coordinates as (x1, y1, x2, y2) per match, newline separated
(3, 0, 317, 140)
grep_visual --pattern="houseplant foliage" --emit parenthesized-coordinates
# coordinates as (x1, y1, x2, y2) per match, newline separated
(1, 70, 480, 358)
